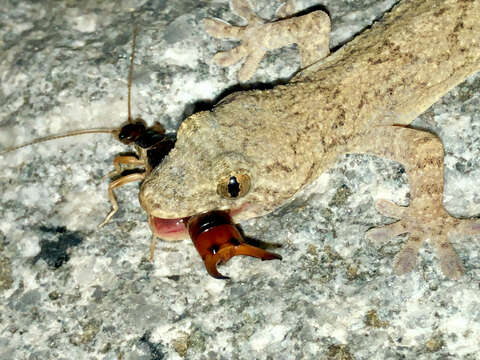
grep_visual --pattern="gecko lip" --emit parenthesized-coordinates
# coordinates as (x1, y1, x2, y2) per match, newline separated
(148, 206, 248, 241)
(149, 216, 189, 240)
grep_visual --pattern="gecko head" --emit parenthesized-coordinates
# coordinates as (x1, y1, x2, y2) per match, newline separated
(138, 110, 277, 240)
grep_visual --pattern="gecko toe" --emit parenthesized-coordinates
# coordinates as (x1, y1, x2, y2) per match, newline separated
(392, 235, 423, 275)
(230, 0, 259, 23)
(366, 220, 407, 242)
(203, 18, 242, 39)
(276, 0, 296, 18)
(212, 46, 247, 67)
(374, 199, 406, 219)
(439, 255, 464, 280)
(393, 246, 418, 275)
(453, 218, 480, 235)
(434, 237, 464, 279)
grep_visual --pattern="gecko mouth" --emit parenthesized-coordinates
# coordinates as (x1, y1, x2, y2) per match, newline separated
(149, 216, 189, 240)
(147, 204, 282, 279)
(148, 206, 249, 241)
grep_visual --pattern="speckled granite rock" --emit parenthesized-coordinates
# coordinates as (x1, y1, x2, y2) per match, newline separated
(0, 1, 479, 359)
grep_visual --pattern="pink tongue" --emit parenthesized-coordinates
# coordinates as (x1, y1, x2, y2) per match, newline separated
(151, 216, 188, 240)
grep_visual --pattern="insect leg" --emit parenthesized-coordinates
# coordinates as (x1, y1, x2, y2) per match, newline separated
(99, 172, 145, 227)
(149, 234, 157, 261)
(106, 155, 145, 179)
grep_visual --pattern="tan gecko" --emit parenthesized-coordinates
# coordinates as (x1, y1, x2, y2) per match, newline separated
(139, 0, 480, 279)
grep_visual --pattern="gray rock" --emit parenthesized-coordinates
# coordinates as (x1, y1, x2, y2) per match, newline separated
(0, 0, 479, 359)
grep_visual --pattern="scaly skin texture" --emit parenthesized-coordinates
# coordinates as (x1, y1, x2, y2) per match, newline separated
(139, 0, 480, 278)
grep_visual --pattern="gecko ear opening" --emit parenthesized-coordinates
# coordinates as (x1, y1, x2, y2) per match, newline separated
(187, 210, 282, 279)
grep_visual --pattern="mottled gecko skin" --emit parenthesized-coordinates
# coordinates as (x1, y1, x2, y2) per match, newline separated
(140, 0, 480, 278)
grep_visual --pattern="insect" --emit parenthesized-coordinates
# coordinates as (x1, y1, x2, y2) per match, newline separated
(187, 210, 281, 279)
(1, 27, 281, 280)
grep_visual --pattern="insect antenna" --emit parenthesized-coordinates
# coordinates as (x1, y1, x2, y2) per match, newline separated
(1, 26, 143, 156)
(0, 128, 118, 156)
(127, 25, 138, 123)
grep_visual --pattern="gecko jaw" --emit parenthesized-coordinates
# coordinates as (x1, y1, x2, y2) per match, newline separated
(148, 216, 188, 240)
(148, 205, 250, 241)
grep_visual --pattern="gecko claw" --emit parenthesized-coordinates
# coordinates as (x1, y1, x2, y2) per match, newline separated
(187, 210, 281, 279)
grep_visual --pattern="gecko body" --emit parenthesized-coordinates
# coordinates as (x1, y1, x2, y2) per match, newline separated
(140, 0, 480, 278)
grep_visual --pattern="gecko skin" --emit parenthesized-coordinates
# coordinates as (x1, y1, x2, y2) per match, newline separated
(140, 0, 480, 279)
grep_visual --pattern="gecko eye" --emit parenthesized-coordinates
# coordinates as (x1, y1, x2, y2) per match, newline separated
(217, 172, 251, 199)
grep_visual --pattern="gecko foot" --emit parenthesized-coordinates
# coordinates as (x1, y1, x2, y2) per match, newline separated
(203, 0, 330, 81)
(366, 199, 479, 279)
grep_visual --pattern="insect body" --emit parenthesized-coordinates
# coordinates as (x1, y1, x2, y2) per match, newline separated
(187, 210, 281, 279)
(117, 121, 176, 172)
(99, 119, 176, 228)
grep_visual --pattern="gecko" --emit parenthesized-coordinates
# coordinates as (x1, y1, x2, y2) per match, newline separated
(138, 0, 480, 279)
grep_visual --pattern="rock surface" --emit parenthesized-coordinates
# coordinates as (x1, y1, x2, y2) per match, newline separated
(0, 0, 479, 359)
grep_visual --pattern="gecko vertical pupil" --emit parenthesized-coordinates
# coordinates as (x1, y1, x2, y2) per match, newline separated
(228, 176, 240, 197)
(217, 171, 251, 199)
